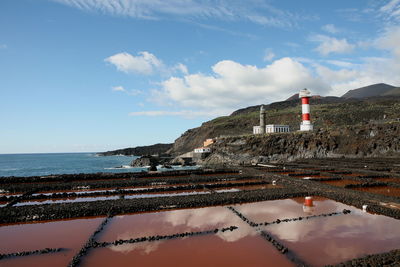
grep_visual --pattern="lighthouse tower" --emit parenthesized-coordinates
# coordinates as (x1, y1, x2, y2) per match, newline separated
(260, 105, 266, 134)
(299, 88, 313, 131)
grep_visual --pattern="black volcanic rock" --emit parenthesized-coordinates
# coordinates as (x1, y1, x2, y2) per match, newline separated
(98, 143, 173, 156)
(130, 156, 159, 168)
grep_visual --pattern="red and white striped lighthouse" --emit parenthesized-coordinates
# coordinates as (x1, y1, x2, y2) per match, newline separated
(299, 88, 313, 131)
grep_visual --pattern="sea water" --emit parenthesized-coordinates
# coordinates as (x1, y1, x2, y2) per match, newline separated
(0, 153, 194, 177)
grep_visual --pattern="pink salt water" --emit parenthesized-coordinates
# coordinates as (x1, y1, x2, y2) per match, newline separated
(263, 208, 400, 266)
(82, 232, 294, 267)
(234, 197, 400, 266)
(85, 206, 294, 267)
(234, 197, 343, 223)
(97, 206, 244, 243)
(0, 217, 104, 266)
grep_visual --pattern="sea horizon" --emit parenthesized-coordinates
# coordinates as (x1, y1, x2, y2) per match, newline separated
(0, 152, 140, 178)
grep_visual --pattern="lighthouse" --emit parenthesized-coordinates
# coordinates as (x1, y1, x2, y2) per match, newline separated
(260, 105, 266, 134)
(253, 105, 290, 134)
(299, 88, 313, 131)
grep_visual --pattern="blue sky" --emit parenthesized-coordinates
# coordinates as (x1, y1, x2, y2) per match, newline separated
(1, 0, 400, 153)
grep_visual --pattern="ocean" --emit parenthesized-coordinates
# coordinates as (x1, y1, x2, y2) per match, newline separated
(0, 153, 193, 177)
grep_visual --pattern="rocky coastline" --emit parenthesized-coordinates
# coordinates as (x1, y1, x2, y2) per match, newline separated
(97, 143, 173, 157)
(201, 121, 400, 167)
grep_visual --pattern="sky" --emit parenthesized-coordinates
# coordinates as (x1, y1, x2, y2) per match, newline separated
(1, 0, 400, 154)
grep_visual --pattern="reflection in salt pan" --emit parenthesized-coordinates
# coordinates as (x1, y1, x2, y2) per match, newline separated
(99, 206, 257, 253)
(84, 230, 295, 267)
(110, 240, 163, 255)
(261, 200, 400, 266)
(235, 197, 350, 224)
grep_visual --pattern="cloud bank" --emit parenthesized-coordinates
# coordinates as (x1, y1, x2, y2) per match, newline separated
(157, 58, 330, 113)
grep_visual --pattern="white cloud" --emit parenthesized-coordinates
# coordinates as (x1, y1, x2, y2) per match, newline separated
(105, 51, 163, 75)
(51, 0, 307, 28)
(311, 34, 355, 56)
(0, 44, 7, 49)
(316, 58, 400, 97)
(129, 110, 222, 118)
(155, 58, 330, 114)
(105, 51, 188, 76)
(380, 0, 400, 21)
(112, 85, 142, 96)
(322, 24, 340, 34)
(173, 63, 188, 74)
(112, 86, 126, 92)
(325, 60, 358, 68)
(319, 26, 400, 96)
(315, 65, 359, 84)
(375, 26, 400, 57)
(263, 49, 275, 62)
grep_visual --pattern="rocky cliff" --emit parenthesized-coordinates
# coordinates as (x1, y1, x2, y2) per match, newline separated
(202, 121, 400, 166)
(168, 96, 400, 156)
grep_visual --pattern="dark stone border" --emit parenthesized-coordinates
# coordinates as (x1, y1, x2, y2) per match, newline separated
(95, 226, 238, 248)
(68, 215, 112, 267)
(0, 248, 64, 260)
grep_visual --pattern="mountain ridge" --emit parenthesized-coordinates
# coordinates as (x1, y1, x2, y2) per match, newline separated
(341, 83, 396, 99)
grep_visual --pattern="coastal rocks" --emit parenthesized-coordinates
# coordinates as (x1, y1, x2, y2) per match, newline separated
(130, 156, 159, 170)
(97, 143, 173, 156)
(170, 151, 195, 166)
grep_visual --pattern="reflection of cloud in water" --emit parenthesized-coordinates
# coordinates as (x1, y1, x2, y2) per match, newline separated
(109, 240, 163, 255)
(322, 241, 363, 261)
(216, 227, 256, 242)
(262, 211, 400, 266)
(164, 207, 257, 242)
(109, 207, 259, 255)
(164, 208, 234, 229)
(266, 212, 400, 243)
(236, 198, 350, 223)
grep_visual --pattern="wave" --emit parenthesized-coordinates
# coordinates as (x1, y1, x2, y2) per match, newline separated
(104, 165, 139, 170)
(0, 168, 19, 171)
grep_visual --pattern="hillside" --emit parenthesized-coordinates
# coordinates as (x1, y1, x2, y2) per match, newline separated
(98, 143, 173, 156)
(382, 87, 400, 97)
(168, 96, 400, 156)
(341, 83, 396, 99)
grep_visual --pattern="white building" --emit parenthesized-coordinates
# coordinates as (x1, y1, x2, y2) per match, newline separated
(266, 124, 290, 133)
(253, 124, 290, 134)
(253, 106, 290, 134)
(253, 126, 263, 134)
(194, 147, 211, 153)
